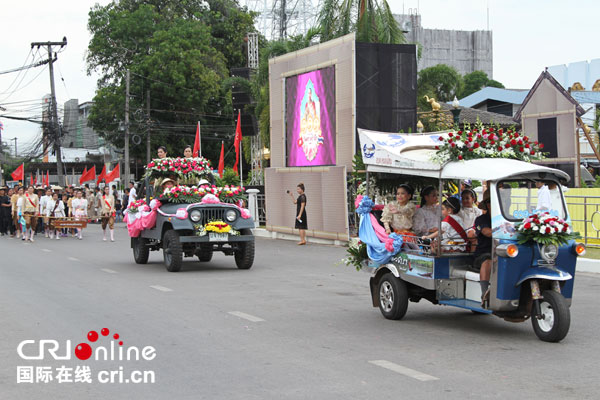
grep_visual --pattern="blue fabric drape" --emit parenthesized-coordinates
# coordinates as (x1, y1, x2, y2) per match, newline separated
(357, 196, 403, 266)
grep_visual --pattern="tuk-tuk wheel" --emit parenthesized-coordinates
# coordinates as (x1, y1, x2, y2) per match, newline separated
(531, 290, 570, 343)
(377, 273, 408, 320)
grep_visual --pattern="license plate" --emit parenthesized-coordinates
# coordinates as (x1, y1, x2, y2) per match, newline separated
(209, 233, 228, 242)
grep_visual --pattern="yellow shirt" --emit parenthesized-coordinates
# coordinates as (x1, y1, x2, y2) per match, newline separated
(100, 194, 115, 215)
(23, 193, 39, 213)
(11, 194, 20, 212)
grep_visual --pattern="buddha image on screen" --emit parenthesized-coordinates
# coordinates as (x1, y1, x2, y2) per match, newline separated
(298, 80, 324, 161)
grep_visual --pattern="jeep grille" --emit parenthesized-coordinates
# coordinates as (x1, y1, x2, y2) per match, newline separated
(193, 208, 226, 224)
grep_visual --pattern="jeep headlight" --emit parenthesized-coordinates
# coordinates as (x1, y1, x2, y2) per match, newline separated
(225, 209, 237, 222)
(190, 209, 202, 222)
(540, 244, 558, 262)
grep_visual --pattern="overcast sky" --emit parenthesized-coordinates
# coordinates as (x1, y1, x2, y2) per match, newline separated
(1, 0, 598, 152)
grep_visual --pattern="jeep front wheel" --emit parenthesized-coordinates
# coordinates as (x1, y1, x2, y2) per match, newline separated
(163, 230, 183, 272)
(234, 239, 254, 270)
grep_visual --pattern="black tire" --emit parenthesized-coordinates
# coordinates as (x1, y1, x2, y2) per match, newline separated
(377, 273, 408, 320)
(163, 230, 183, 272)
(196, 244, 213, 262)
(531, 290, 570, 342)
(133, 237, 150, 264)
(234, 239, 255, 270)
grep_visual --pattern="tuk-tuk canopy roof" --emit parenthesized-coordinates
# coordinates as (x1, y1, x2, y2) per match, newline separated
(358, 128, 570, 182)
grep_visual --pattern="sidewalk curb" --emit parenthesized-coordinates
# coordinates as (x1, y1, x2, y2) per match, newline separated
(577, 258, 600, 274)
(252, 228, 345, 246)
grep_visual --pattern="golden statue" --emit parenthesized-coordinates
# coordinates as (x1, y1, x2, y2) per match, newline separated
(570, 82, 585, 91)
(592, 79, 600, 92)
(424, 95, 441, 111)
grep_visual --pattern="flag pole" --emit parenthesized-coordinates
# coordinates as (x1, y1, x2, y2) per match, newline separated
(240, 138, 243, 187)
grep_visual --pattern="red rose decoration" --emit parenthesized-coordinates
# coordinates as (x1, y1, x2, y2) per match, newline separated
(545, 227, 551, 234)
(539, 143, 544, 149)
(458, 155, 463, 160)
(531, 150, 535, 155)
(448, 132, 453, 137)
(519, 147, 524, 152)
(451, 143, 456, 148)
(510, 139, 517, 146)
(498, 146, 503, 151)
(504, 143, 510, 149)
(524, 222, 531, 229)
(474, 143, 480, 149)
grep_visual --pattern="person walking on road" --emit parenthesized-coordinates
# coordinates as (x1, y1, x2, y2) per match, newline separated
(19, 185, 39, 242)
(11, 187, 23, 239)
(100, 186, 116, 242)
(288, 183, 307, 245)
(45, 192, 65, 240)
(0, 187, 11, 236)
(71, 189, 88, 240)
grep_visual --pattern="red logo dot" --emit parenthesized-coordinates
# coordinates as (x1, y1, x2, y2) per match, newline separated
(87, 331, 98, 342)
(75, 343, 92, 360)
(101, 328, 110, 336)
(113, 334, 119, 340)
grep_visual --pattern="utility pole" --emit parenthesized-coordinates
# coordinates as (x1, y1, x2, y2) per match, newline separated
(124, 69, 130, 185)
(31, 37, 67, 186)
(146, 90, 151, 164)
(11, 137, 17, 156)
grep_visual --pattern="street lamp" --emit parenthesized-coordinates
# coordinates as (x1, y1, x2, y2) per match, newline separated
(450, 96, 462, 127)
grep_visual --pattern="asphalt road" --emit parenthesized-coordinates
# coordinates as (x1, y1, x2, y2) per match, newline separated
(1, 223, 599, 399)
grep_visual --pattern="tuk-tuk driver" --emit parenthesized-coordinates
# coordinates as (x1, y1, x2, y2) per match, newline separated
(473, 190, 492, 306)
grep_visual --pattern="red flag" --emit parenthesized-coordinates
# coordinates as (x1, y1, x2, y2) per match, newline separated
(218, 141, 225, 178)
(193, 122, 201, 157)
(105, 164, 120, 183)
(80, 166, 96, 184)
(11, 164, 24, 181)
(97, 165, 107, 185)
(79, 166, 88, 185)
(45, 170, 49, 187)
(30, 172, 35, 186)
(233, 111, 242, 175)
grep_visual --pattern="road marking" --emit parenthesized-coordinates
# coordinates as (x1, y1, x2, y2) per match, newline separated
(368, 360, 439, 381)
(41, 248, 52, 252)
(228, 311, 265, 322)
(150, 285, 173, 292)
(68, 257, 79, 261)
(101, 268, 117, 274)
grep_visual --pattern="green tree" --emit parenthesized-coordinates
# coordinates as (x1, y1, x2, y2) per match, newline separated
(85, 0, 256, 172)
(417, 64, 462, 106)
(318, 0, 404, 44)
(460, 70, 505, 98)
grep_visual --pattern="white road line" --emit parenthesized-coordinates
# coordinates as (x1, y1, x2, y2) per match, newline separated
(368, 360, 439, 382)
(41, 248, 51, 252)
(228, 311, 265, 322)
(150, 285, 173, 292)
(68, 257, 79, 261)
(101, 268, 117, 274)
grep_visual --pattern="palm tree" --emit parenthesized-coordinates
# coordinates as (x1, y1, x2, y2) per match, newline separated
(317, 0, 404, 44)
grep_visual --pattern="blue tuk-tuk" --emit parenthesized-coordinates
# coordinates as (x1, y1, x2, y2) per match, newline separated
(358, 129, 586, 342)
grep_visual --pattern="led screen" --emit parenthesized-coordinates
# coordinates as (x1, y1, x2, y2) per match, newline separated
(285, 66, 336, 166)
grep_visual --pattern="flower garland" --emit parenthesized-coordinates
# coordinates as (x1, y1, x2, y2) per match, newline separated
(126, 199, 147, 214)
(158, 184, 246, 204)
(432, 127, 545, 163)
(193, 220, 240, 237)
(144, 157, 212, 182)
(516, 212, 580, 246)
(205, 221, 231, 234)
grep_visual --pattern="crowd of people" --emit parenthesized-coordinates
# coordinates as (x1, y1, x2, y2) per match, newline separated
(0, 181, 138, 243)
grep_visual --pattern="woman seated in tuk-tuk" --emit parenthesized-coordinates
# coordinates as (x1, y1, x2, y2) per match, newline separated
(420, 197, 468, 252)
(413, 185, 441, 237)
(380, 184, 416, 244)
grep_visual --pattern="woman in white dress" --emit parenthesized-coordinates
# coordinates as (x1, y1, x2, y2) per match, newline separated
(45, 192, 65, 239)
(71, 189, 88, 240)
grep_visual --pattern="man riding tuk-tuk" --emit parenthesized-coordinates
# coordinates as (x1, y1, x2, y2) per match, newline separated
(356, 128, 585, 342)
